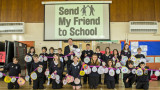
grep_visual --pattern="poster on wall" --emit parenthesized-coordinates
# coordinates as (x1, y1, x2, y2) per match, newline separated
(155, 57, 160, 63)
(43, 1, 111, 41)
(146, 57, 154, 63)
(0, 52, 6, 63)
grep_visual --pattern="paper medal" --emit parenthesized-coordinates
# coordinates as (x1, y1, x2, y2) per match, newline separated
(121, 66, 129, 73)
(92, 66, 98, 72)
(84, 67, 91, 74)
(37, 67, 43, 73)
(83, 64, 88, 70)
(24, 55, 32, 62)
(64, 56, 68, 61)
(104, 68, 109, 73)
(130, 55, 136, 62)
(80, 71, 85, 76)
(55, 75, 60, 80)
(136, 68, 143, 76)
(71, 55, 73, 60)
(116, 62, 121, 67)
(121, 56, 128, 62)
(109, 69, 115, 76)
(74, 78, 80, 84)
(30, 72, 37, 80)
(4, 76, 11, 83)
(25, 76, 30, 81)
(17, 78, 25, 85)
(132, 69, 136, 74)
(116, 68, 120, 74)
(98, 66, 105, 74)
(155, 71, 160, 76)
(63, 79, 67, 85)
(60, 57, 64, 62)
(120, 61, 126, 66)
(39, 56, 43, 62)
(43, 56, 48, 61)
(56, 79, 60, 84)
(66, 75, 74, 83)
(84, 57, 90, 64)
(144, 69, 148, 75)
(102, 62, 106, 66)
(45, 70, 50, 76)
(0, 72, 3, 78)
(11, 77, 17, 83)
(51, 73, 56, 79)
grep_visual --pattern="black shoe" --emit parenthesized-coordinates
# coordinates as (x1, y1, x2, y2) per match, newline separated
(94, 86, 97, 89)
(90, 86, 93, 89)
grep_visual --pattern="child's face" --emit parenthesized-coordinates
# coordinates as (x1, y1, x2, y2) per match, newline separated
(68, 40, 73, 45)
(31, 48, 34, 53)
(92, 55, 97, 61)
(140, 64, 145, 69)
(128, 63, 133, 68)
(125, 45, 129, 50)
(108, 61, 112, 67)
(86, 45, 90, 50)
(137, 50, 141, 54)
(114, 50, 117, 55)
(96, 48, 100, 52)
(50, 49, 54, 53)
(54, 55, 58, 60)
(13, 59, 18, 64)
(33, 57, 39, 63)
(58, 50, 62, 53)
(73, 57, 78, 62)
(42, 49, 46, 53)
(106, 48, 109, 53)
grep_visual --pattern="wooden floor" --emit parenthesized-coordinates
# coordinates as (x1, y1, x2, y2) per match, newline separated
(0, 79, 160, 90)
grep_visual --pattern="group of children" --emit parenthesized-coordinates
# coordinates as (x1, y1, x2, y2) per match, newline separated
(0, 41, 151, 90)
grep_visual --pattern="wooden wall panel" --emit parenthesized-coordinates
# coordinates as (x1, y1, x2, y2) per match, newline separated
(0, 0, 22, 22)
(0, 0, 160, 22)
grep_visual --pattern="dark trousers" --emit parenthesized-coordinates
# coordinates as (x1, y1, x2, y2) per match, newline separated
(136, 82, 149, 90)
(52, 79, 62, 89)
(123, 78, 135, 88)
(8, 81, 19, 89)
(33, 77, 44, 89)
(114, 73, 119, 84)
(26, 63, 31, 83)
(83, 74, 89, 84)
(99, 74, 102, 84)
(106, 80, 115, 89)
(89, 76, 99, 88)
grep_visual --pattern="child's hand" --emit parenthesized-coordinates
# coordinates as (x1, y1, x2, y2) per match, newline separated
(66, 74, 68, 76)
(85, 54, 87, 57)
(39, 65, 43, 68)
(46, 68, 49, 71)
(54, 70, 57, 73)
(126, 78, 129, 82)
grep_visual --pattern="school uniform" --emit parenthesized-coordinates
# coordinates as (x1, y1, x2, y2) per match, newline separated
(4, 62, 21, 89)
(39, 53, 48, 83)
(103, 54, 112, 84)
(89, 65, 99, 89)
(136, 68, 150, 90)
(135, 54, 145, 58)
(49, 61, 63, 89)
(59, 53, 65, 67)
(111, 55, 121, 84)
(123, 68, 135, 88)
(64, 45, 78, 71)
(48, 53, 54, 68)
(105, 68, 115, 89)
(94, 52, 103, 84)
(81, 50, 94, 84)
(121, 50, 131, 59)
(26, 53, 34, 84)
(30, 61, 44, 89)
(68, 61, 82, 86)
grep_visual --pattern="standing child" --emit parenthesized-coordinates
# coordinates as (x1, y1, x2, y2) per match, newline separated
(58, 48, 65, 67)
(94, 46, 103, 84)
(136, 62, 150, 90)
(39, 47, 48, 83)
(121, 43, 131, 58)
(0, 57, 21, 89)
(105, 59, 115, 89)
(103, 47, 112, 84)
(81, 44, 94, 84)
(89, 54, 100, 89)
(67, 56, 82, 90)
(123, 61, 135, 88)
(49, 53, 63, 89)
(30, 54, 44, 89)
(48, 47, 55, 68)
(112, 49, 121, 84)
(135, 48, 145, 58)
(25, 47, 35, 85)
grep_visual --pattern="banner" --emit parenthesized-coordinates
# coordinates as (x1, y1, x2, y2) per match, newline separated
(0, 52, 5, 63)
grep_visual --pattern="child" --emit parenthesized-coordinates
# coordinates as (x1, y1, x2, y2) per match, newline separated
(0, 57, 21, 89)
(30, 54, 44, 89)
(89, 54, 100, 89)
(112, 49, 121, 84)
(49, 53, 63, 89)
(48, 47, 55, 68)
(39, 47, 48, 83)
(81, 44, 94, 84)
(136, 62, 150, 90)
(135, 48, 145, 58)
(105, 59, 115, 89)
(26, 47, 35, 85)
(121, 43, 131, 58)
(67, 56, 82, 90)
(58, 48, 65, 67)
(123, 61, 135, 88)
(94, 46, 102, 84)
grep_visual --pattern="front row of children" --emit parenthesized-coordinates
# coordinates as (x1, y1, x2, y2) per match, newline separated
(0, 53, 150, 90)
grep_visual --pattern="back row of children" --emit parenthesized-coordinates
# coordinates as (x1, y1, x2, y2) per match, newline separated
(0, 42, 150, 89)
